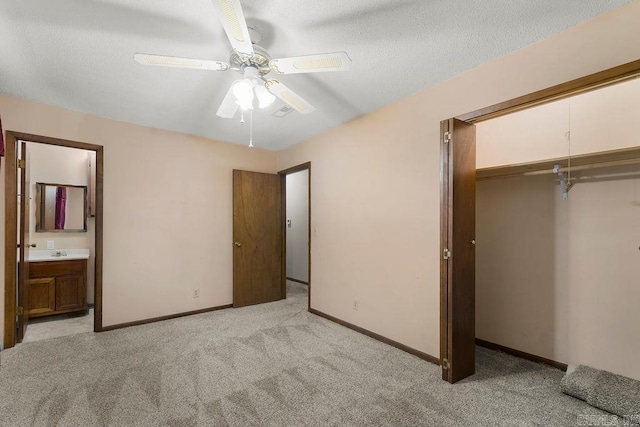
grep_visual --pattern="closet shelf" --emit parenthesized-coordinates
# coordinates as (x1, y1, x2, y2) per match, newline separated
(476, 146, 640, 181)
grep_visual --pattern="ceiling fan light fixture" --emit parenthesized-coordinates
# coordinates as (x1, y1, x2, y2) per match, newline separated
(255, 85, 276, 109)
(232, 79, 254, 110)
(137, 0, 351, 121)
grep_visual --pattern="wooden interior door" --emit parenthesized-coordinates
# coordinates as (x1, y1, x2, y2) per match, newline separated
(17, 141, 31, 342)
(441, 118, 476, 383)
(233, 170, 283, 307)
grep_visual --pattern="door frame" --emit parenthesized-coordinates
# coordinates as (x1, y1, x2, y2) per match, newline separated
(4, 131, 104, 349)
(16, 140, 31, 342)
(440, 59, 640, 381)
(278, 162, 311, 310)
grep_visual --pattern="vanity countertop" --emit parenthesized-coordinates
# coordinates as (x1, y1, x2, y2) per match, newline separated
(28, 249, 90, 262)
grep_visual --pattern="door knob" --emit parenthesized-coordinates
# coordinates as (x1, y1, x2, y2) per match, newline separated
(18, 243, 37, 248)
(233, 241, 242, 247)
(470, 239, 476, 245)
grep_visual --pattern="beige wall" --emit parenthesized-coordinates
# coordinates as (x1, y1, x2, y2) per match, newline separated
(28, 143, 96, 302)
(285, 170, 309, 282)
(63, 187, 85, 230)
(476, 167, 640, 380)
(277, 2, 640, 359)
(476, 99, 571, 168)
(0, 94, 278, 340)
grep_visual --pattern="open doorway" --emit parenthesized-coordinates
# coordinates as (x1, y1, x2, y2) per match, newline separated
(279, 162, 311, 309)
(20, 142, 97, 343)
(4, 131, 104, 350)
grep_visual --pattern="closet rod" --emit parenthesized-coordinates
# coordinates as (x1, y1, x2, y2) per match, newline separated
(523, 157, 640, 176)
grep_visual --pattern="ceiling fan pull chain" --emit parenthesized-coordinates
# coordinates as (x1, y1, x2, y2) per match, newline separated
(240, 109, 245, 124)
(249, 109, 254, 148)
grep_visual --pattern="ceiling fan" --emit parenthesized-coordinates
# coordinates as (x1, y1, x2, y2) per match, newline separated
(134, 0, 352, 119)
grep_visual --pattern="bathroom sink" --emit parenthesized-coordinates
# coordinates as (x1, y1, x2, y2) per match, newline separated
(27, 249, 90, 262)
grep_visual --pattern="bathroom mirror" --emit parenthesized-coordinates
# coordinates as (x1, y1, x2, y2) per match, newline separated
(35, 183, 87, 232)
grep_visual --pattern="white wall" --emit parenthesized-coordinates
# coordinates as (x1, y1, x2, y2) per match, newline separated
(286, 170, 309, 282)
(28, 143, 96, 302)
(277, 2, 640, 359)
(476, 167, 640, 380)
(0, 94, 278, 340)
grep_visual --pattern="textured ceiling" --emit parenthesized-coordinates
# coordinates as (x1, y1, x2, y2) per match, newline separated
(0, 0, 633, 150)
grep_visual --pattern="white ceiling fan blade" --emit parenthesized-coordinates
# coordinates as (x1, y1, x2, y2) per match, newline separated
(134, 53, 229, 71)
(269, 52, 351, 74)
(216, 85, 240, 118)
(210, 0, 254, 56)
(265, 80, 315, 114)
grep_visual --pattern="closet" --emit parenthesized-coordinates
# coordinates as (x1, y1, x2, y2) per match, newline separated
(474, 77, 640, 381)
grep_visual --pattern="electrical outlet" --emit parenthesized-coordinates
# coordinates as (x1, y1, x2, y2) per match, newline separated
(353, 300, 358, 311)
(46, 240, 54, 249)
(193, 289, 199, 298)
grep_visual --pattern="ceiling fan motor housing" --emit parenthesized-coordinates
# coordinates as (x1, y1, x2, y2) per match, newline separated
(230, 45, 271, 77)
(242, 66, 260, 85)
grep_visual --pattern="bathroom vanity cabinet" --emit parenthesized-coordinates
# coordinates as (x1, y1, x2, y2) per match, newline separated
(27, 259, 87, 318)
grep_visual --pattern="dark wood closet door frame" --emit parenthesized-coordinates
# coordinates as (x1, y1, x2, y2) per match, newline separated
(459, 60, 640, 124)
(278, 162, 311, 310)
(440, 58, 640, 383)
(4, 131, 104, 349)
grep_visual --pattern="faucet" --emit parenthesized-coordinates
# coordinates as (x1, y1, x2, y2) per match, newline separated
(52, 250, 68, 257)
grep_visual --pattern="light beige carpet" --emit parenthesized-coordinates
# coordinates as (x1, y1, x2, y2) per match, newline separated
(0, 282, 628, 426)
(562, 365, 640, 424)
(23, 309, 94, 343)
